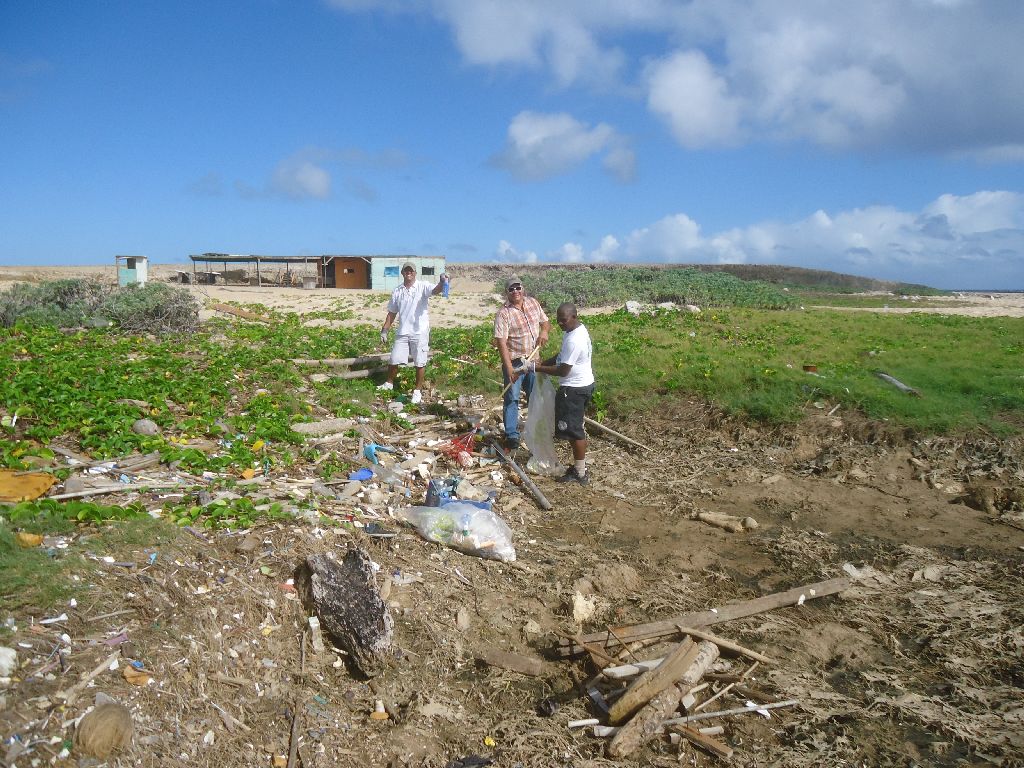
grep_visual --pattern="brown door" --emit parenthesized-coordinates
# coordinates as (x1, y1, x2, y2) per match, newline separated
(331, 258, 368, 289)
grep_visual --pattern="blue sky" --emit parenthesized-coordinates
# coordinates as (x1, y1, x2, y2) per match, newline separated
(2, 1, 1023, 289)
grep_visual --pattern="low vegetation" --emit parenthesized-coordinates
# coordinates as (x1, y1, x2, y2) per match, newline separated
(515, 266, 799, 310)
(0, 279, 200, 334)
(0, 272, 1021, 669)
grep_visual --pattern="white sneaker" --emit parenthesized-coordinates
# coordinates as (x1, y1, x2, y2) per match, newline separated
(411, 389, 423, 404)
(377, 382, 394, 391)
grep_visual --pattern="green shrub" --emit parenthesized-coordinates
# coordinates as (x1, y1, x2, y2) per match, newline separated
(101, 283, 200, 334)
(0, 279, 199, 334)
(509, 267, 798, 310)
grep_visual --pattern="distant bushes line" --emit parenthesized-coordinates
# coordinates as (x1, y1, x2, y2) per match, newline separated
(478, 263, 947, 301)
(509, 267, 799, 310)
(0, 279, 200, 334)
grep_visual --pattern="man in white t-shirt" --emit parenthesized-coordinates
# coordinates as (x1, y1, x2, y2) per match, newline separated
(517, 302, 595, 485)
(378, 263, 447, 404)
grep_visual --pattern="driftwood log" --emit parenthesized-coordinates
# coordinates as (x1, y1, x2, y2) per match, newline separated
(607, 640, 719, 758)
(293, 549, 394, 678)
(292, 353, 390, 368)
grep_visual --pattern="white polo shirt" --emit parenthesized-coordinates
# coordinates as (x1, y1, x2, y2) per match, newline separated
(388, 281, 434, 337)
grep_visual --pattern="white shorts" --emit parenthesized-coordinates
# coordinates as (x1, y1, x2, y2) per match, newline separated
(390, 333, 429, 367)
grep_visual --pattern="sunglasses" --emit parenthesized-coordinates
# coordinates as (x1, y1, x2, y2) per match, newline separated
(507, 285, 523, 292)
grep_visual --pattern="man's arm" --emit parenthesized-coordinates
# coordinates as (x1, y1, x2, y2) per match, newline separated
(537, 318, 551, 349)
(534, 358, 572, 377)
(515, 353, 570, 380)
(494, 337, 516, 377)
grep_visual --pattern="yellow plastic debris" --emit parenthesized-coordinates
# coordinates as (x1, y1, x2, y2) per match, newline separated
(0, 470, 56, 502)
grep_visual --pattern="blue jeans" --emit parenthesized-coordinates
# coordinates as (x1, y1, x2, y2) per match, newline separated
(502, 366, 535, 441)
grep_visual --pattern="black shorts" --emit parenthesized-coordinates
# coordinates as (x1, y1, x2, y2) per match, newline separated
(555, 384, 594, 441)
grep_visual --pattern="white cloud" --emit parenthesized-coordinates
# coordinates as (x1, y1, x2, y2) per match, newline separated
(496, 239, 538, 263)
(434, 0, 627, 88)
(270, 157, 332, 200)
(625, 213, 703, 260)
(250, 145, 411, 202)
(552, 242, 585, 262)
(531, 191, 1024, 287)
(923, 191, 1024, 233)
(493, 111, 628, 181)
(329, 1, 1024, 158)
(590, 234, 620, 262)
(646, 50, 741, 148)
(602, 145, 636, 182)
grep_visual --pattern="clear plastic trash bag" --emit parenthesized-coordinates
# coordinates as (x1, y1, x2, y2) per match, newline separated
(396, 502, 516, 562)
(523, 374, 563, 476)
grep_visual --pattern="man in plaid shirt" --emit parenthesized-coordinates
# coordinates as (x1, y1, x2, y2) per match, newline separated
(493, 274, 550, 449)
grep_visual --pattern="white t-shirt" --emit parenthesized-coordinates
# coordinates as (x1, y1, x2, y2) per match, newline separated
(388, 281, 434, 336)
(556, 323, 594, 388)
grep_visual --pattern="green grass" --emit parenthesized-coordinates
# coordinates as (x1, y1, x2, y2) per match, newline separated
(584, 307, 1024, 433)
(0, 515, 181, 617)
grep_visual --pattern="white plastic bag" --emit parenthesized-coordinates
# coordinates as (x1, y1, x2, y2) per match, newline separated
(396, 502, 517, 562)
(522, 374, 563, 476)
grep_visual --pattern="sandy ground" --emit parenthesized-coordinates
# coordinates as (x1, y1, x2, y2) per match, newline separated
(2, 262, 1022, 766)
(2, 262, 1023, 322)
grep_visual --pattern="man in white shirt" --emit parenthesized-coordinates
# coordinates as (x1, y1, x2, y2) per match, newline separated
(517, 302, 595, 485)
(379, 263, 447, 404)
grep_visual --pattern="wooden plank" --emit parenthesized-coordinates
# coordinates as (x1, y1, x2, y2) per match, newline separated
(556, 576, 850, 658)
(671, 725, 734, 759)
(608, 638, 696, 725)
(211, 303, 269, 323)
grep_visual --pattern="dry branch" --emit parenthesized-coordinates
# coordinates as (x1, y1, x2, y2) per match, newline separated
(675, 625, 774, 664)
(491, 441, 552, 510)
(583, 417, 651, 452)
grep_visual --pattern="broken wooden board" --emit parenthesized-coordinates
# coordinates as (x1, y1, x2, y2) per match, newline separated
(476, 649, 546, 677)
(556, 576, 851, 658)
(293, 549, 394, 678)
(670, 725, 734, 759)
(211, 303, 270, 323)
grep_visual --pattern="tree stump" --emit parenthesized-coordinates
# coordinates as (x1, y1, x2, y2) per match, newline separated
(294, 549, 394, 678)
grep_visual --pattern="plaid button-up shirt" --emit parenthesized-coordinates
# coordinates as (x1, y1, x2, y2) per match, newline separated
(493, 296, 548, 360)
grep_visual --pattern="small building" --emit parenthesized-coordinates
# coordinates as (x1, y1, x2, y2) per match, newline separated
(364, 256, 446, 291)
(187, 254, 445, 290)
(116, 255, 148, 287)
